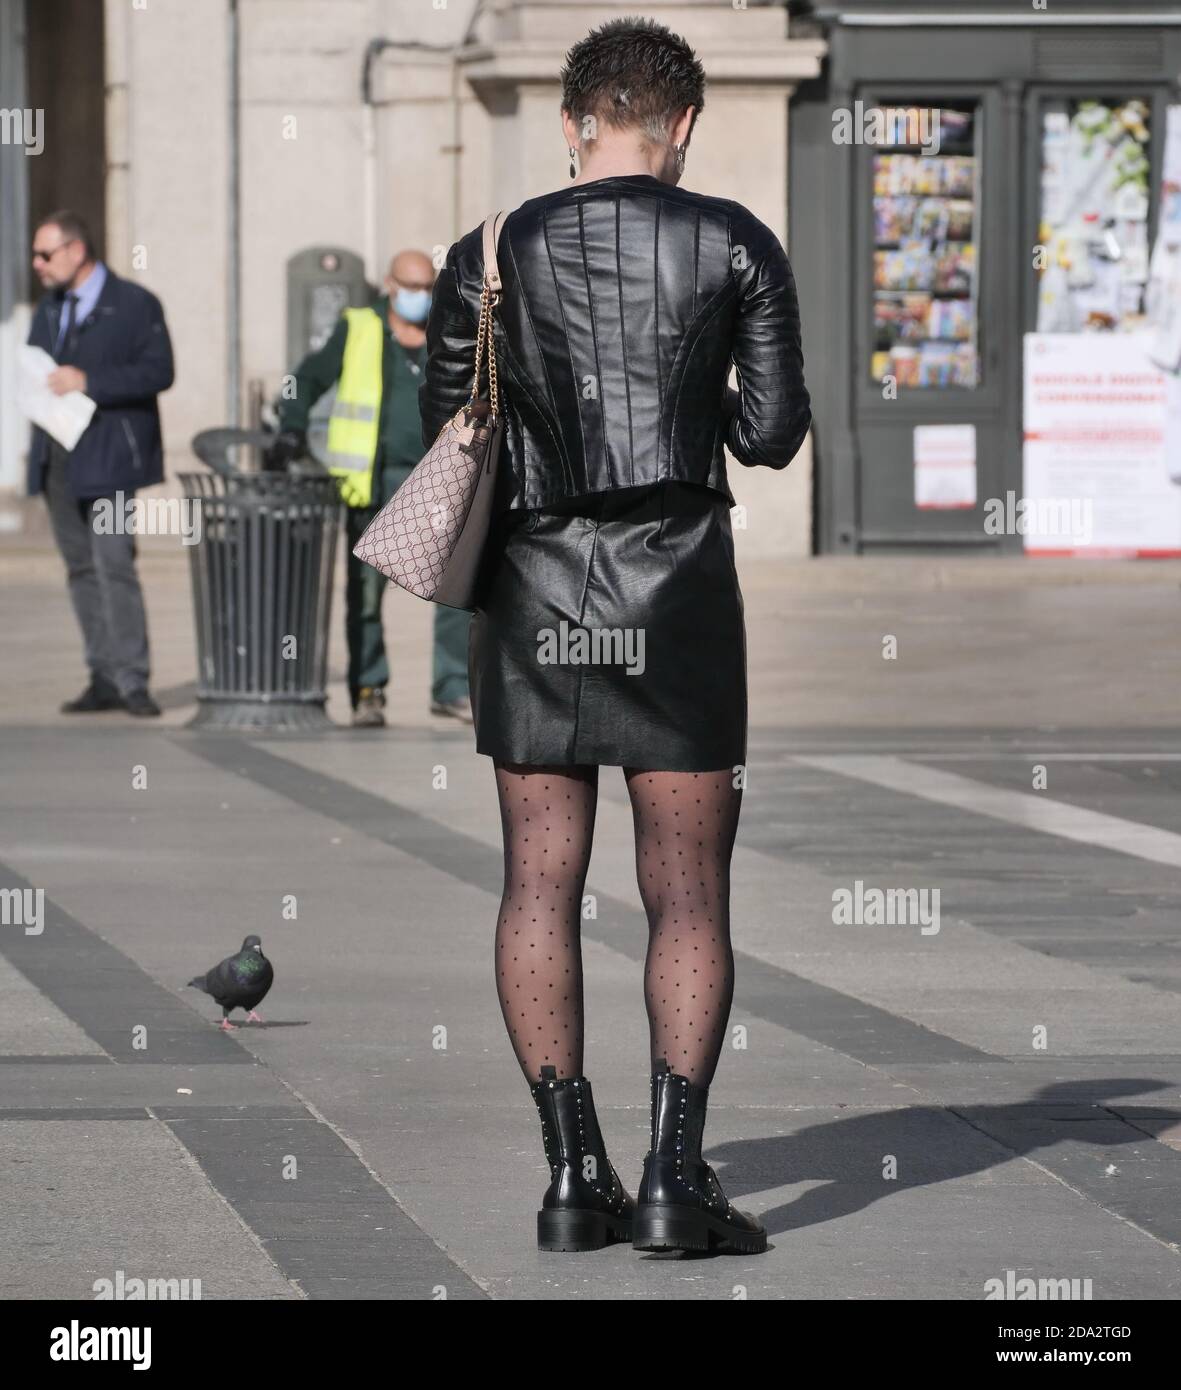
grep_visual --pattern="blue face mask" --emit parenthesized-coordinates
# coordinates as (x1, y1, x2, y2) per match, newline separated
(393, 287, 431, 324)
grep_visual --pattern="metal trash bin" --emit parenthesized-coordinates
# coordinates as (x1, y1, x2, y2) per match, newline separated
(180, 430, 343, 731)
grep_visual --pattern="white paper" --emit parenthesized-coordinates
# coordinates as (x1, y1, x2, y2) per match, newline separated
(1023, 333, 1181, 555)
(1164, 105, 1181, 186)
(1167, 372, 1181, 485)
(1147, 244, 1181, 372)
(17, 344, 96, 451)
(914, 424, 977, 510)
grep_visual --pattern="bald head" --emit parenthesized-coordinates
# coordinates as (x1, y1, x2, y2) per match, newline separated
(387, 250, 434, 290)
(385, 249, 435, 328)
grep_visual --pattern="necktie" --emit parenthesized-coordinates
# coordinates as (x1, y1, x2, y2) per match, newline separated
(56, 292, 78, 360)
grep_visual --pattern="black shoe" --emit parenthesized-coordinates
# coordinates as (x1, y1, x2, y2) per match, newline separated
(61, 678, 124, 714)
(124, 689, 161, 718)
(530, 1066, 635, 1251)
(632, 1058, 767, 1255)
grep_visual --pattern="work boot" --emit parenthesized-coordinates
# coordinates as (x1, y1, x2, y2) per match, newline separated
(351, 687, 386, 728)
(632, 1057, 767, 1255)
(61, 676, 124, 714)
(530, 1066, 635, 1251)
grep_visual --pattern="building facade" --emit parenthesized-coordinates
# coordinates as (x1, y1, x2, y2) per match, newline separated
(0, 0, 824, 556)
(790, 1, 1181, 555)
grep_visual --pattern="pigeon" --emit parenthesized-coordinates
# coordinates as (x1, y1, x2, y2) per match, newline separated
(187, 934, 274, 1030)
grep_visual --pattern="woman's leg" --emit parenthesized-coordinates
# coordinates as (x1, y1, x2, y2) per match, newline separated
(492, 760, 599, 1082)
(623, 767, 742, 1088)
(625, 767, 765, 1250)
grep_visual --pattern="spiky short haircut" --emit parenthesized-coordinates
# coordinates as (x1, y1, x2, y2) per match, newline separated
(560, 17, 705, 148)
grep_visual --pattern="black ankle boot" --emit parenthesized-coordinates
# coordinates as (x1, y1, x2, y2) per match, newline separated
(633, 1057, 766, 1254)
(529, 1066, 635, 1251)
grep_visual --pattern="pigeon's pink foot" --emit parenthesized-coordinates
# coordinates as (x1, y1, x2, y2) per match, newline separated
(219, 1018, 237, 1031)
(246, 1010, 263, 1023)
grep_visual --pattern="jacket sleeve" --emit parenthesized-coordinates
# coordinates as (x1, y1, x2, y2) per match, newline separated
(419, 242, 479, 448)
(27, 298, 51, 351)
(85, 290, 176, 407)
(725, 222, 811, 470)
(277, 317, 348, 434)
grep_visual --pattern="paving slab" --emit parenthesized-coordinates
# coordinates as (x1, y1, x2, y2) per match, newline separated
(3, 548, 1181, 1298)
(0, 1118, 297, 1301)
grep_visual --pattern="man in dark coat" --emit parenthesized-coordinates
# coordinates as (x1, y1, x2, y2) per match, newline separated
(26, 210, 175, 716)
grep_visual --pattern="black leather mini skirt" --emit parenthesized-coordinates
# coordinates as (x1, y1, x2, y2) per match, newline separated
(468, 480, 747, 771)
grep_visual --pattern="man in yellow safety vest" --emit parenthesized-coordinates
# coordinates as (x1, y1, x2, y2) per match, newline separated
(271, 250, 472, 728)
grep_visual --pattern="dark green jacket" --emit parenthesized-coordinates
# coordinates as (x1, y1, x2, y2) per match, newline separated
(280, 296, 427, 508)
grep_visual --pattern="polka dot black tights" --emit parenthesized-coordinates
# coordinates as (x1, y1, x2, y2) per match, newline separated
(493, 762, 741, 1089)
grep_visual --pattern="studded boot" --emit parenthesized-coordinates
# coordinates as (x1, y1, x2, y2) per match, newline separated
(632, 1057, 767, 1254)
(530, 1066, 636, 1251)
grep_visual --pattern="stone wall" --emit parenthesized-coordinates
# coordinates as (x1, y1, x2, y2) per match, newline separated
(103, 0, 823, 553)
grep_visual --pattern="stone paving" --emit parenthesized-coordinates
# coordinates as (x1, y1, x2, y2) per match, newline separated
(2, 539, 1180, 1299)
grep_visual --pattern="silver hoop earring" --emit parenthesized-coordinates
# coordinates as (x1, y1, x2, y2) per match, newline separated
(674, 143, 686, 174)
(569, 146, 578, 179)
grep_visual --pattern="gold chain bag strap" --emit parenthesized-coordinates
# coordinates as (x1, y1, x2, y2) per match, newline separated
(352, 209, 508, 611)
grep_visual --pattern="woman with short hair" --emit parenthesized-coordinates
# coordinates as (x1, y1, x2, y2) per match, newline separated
(421, 16, 810, 1255)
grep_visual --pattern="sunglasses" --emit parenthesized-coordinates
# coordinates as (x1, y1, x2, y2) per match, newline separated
(32, 238, 78, 263)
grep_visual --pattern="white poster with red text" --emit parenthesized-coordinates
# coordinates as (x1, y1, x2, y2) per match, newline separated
(1023, 333, 1181, 556)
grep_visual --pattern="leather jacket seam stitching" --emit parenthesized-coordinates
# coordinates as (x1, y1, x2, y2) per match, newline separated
(577, 200, 613, 489)
(652, 199, 663, 437)
(542, 206, 588, 494)
(663, 282, 738, 481)
(615, 196, 635, 487)
(502, 217, 575, 498)
(692, 210, 701, 320)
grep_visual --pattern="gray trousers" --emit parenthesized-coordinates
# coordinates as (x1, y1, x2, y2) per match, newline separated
(43, 448, 150, 696)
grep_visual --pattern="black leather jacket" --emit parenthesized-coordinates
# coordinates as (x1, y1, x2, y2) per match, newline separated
(420, 173, 811, 511)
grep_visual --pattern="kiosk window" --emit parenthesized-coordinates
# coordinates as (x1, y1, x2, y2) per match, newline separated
(1036, 98, 1152, 333)
(870, 103, 981, 390)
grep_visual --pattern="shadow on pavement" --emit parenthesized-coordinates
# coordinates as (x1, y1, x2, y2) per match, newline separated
(702, 1078, 1177, 1237)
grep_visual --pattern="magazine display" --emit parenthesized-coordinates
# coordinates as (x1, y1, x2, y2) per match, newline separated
(871, 106, 980, 390)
